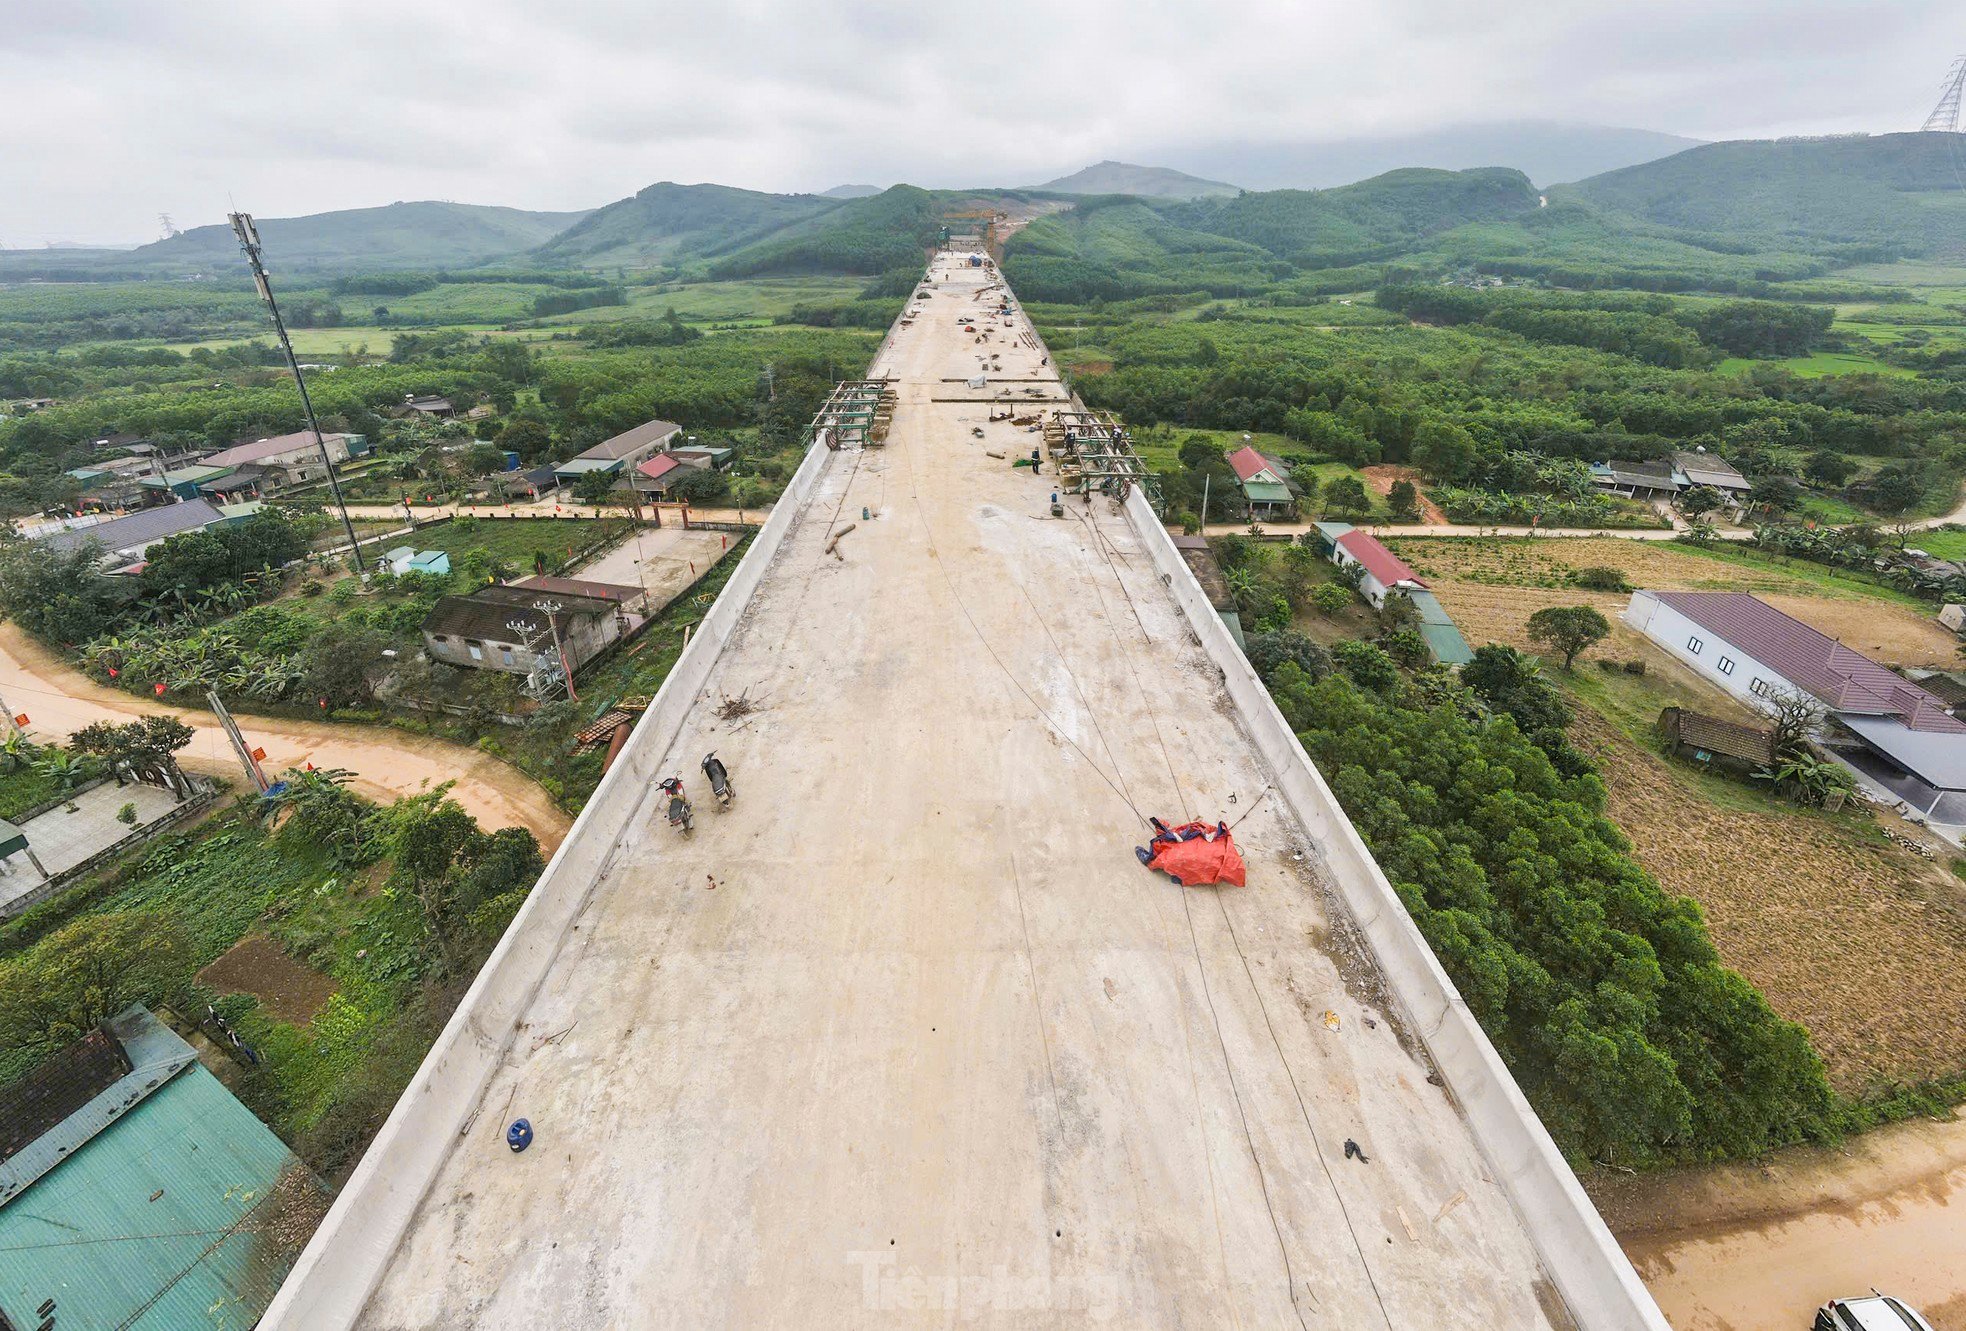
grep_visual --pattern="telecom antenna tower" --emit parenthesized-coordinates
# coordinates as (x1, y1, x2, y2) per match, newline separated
(1923, 55, 1966, 133)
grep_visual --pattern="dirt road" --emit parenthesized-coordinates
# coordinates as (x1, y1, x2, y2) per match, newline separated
(1594, 1110, 1966, 1329)
(0, 624, 569, 850)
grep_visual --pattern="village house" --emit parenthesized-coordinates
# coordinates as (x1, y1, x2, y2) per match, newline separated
(1225, 444, 1294, 519)
(420, 580, 645, 678)
(1625, 589, 1966, 825)
(0, 1007, 320, 1330)
(199, 430, 367, 493)
(1310, 521, 1473, 664)
(553, 418, 681, 486)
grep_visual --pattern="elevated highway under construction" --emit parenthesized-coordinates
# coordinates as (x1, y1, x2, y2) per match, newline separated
(265, 255, 1666, 1329)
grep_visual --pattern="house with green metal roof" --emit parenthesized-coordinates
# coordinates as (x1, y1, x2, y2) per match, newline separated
(0, 1006, 322, 1330)
(1226, 445, 1294, 518)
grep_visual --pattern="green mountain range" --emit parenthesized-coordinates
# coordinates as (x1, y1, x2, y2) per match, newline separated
(5, 132, 1958, 286)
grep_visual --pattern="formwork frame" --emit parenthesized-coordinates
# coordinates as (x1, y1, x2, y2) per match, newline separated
(1046, 409, 1161, 508)
(803, 378, 896, 450)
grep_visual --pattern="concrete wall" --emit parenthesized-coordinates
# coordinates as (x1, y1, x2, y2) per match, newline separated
(260, 421, 840, 1330)
(1122, 488, 1669, 1331)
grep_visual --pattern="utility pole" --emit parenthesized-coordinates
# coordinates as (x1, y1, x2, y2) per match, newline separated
(0, 686, 22, 739)
(1199, 473, 1211, 530)
(207, 691, 271, 793)
(532, 600, 578, 702)
(228, 212, 368, 574)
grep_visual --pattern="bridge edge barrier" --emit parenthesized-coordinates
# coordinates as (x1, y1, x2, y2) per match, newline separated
(1120, 488, 1670, 1331)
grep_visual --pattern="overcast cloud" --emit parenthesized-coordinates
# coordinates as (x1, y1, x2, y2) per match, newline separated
(0, 0, 1956, 243)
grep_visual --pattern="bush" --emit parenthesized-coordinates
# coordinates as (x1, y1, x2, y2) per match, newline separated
(1572, 565, 1632, 592)
(1332, 639, 1399, 690)
(1312, 584, 1354, 615)
(1244, 630, 1331, 685)
(117, 802, 137, 825)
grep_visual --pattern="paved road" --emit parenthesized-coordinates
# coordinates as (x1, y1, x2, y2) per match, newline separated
(0, 624, 570, 851)
(350, 255, 1565, 1329)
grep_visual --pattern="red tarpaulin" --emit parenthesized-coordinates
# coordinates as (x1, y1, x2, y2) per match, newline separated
(1145, 820, 1246, 887)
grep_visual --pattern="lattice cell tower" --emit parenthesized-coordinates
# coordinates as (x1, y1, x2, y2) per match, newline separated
(1923, 55, 1966, 133)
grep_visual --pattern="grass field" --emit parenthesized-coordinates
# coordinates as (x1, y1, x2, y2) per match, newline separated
(1127, 425, 1388, 519)
(403, 515, 609, 567)
(1718, 350, 1918, 378)
(1915, 527, 1966, 560)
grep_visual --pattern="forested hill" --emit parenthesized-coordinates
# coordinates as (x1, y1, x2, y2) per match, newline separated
(1003, 166, 1546, 302)
(1168, 166, 1540, 263)
(1556, 132, 1966, 259)
(528, 182, 838, 268)
(133, 201, 593, 272)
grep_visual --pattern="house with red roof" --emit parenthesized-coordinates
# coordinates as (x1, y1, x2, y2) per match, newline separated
(1225, 445, 1293, 519)
(631, 452, 688, 497)
(1329, 527, 1428, 609)
(1626, 590, 1966, 827)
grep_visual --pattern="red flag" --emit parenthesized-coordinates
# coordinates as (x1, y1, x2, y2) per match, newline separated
(154, 683, 166, 696)
(108, 667, 119, 677)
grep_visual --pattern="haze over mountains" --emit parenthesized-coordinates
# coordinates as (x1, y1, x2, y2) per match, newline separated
(1157, 121, 1705, 192)
(3, 129, 1959, 283)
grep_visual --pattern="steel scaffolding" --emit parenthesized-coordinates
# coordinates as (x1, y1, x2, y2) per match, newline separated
(804, 379, 896, 450)
(1045, 410, 1161, 507)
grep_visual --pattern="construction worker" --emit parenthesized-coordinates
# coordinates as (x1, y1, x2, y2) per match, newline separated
(1029, 446, 1042, 474)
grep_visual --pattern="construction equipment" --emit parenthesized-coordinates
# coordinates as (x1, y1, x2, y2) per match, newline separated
(803, 379, 896, 450)
(1045, 410, 1161, 508)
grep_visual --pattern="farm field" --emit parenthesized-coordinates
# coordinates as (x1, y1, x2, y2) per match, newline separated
(1915, 527, 1966, 560)
(1717, 350, 1918, 377)
(1395, 535, 1966, 1093)
(1577, 708, 1966, 1095)
(1390, 537, 1959, 669)
(389, 515, 611, 569)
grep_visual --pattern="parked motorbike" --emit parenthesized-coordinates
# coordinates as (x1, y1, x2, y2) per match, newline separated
(701, 752, 734, 809)
(657, 777, 693, 834)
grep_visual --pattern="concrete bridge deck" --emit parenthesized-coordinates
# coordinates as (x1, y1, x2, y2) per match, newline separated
(275, 256, 1650, 1328)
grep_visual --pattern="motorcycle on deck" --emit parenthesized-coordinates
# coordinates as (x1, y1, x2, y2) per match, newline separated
(657, 777, 693, 834)
(701, 752, 734, 809)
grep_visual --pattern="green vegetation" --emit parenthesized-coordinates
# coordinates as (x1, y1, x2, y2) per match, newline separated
(0, 778, 541, 1182)
(1258, 644, 1835, 1167)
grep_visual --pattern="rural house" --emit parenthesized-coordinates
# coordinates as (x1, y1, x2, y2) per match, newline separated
(1625, 589, 1966, 824)
(36, 497, 238, 566)
(421, 582, 643, 678)
(632, 452, 689, 497)
(1671, 448, 1751, 502)
(200, 430, 368, 492)
(1315, 522, 1428, 608)
(1658, 705, 1777, 775)
(554, 417, 681, 485)
(1226, 445, 1293, 519)
(401, 394, 455, 418)
(0, 1007, 321, 1330)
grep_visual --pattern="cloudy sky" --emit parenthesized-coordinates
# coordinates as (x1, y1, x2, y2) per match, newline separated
(2, 0, 1956, 244)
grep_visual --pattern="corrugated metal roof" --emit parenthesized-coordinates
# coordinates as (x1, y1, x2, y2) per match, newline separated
(1335, 530, 1426, 591)
(575, 418, 680, 462)
(1650, 591, 1966, 734)
(0, 1009, 317, 1331)
(1418, 622, 1474, 666)
(1240, 480, 1292, 505)
(38, 499, 225, 556)
(1227, 446, 1280, 484)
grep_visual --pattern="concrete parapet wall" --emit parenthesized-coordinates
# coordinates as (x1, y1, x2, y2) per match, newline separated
(1120, 488, 1668, 1331)
(260, 428, 840, 1330)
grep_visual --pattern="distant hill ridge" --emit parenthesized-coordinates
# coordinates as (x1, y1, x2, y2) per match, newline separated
(1031, 161, 1241, 199)
(1553, 131, 1966, 258)
(134, 200, 592, 271)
